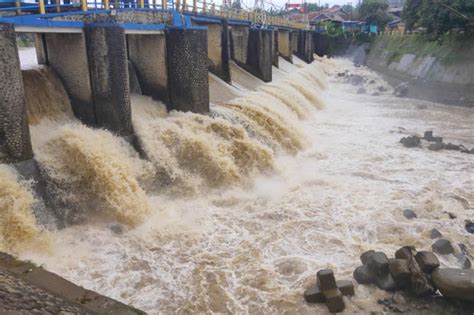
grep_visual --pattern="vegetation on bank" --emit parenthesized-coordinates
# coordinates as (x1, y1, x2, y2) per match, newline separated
(381, 33, 474, 65)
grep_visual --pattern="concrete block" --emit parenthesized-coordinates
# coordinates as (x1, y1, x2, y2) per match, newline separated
(165, 28, 209, 113)
(317, 269, 337, 291)
(304, 285, 325, 303)
(336, 280, 355, 296)
(0, 23, 33, 164)
(415, 251, 440, 274)
(84, 24, 132, 136)
(323, 288, 345, 313)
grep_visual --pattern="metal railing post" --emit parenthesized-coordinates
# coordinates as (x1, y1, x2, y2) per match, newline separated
(139, 0, 144, 8)
(202, 0, 206, 13)
(39, 0, 46, 14)
(211, 3, 215, 15)
(161, 0, 166, 9)
(15, 0, 21, 15)
(192, 0, 196, 13)
(181, 0, 185, 11)
(81, 0, 87, 11)
(104, 0, 110, 9)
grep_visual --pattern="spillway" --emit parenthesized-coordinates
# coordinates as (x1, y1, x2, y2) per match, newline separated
(1, 50, 473, 313)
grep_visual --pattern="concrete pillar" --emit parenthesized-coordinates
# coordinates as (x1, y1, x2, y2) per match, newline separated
(0, 23, 33, 164)
(34, 33, 48, 65)
(272, 29, 279, 68)
(313, 32, 329, 57)
(297, 30, 314, 64)
(245, 28, 273, 82)
(292, 30, 299, 54)
(165, 28, 209, 113)
(278, 29, 293, 63)
(127, 34, 168, 102)
(84, 25, 132, 137)
(45, 32, 95, 126)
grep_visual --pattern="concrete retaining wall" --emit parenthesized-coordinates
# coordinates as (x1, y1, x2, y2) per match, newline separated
(296, 30, 313, 64)
(0, 23, 33, 164)
(231, 25, 249, 66)
(366, 35, 474, 106)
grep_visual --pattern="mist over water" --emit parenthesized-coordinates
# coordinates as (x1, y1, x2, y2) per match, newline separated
(1, 53, 472, 313)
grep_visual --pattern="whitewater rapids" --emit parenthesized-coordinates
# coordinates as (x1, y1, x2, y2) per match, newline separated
(2, 50, 474, 313)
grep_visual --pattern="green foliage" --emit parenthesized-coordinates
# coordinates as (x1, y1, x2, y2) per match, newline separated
(306, 3, 320, 12)
(402, 0, 474, 37)
(342, 4, 355, 13)
(357, 0, 393, 29)
(402, 0, 422, 30)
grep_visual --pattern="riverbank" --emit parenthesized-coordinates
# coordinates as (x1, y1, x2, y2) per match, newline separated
(364, 34, 474, 107)
(0, 252, 145, 314)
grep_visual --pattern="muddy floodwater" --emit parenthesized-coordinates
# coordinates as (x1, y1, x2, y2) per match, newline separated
(6, 51, 474, 314)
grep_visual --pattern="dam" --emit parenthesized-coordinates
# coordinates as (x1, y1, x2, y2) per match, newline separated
(1, 1, 473, 314)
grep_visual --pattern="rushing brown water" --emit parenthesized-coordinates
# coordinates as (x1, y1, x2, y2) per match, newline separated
(1, 51, 473, 313)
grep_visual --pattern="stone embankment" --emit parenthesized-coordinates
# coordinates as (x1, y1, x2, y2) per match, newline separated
(0, 252, 145, 315)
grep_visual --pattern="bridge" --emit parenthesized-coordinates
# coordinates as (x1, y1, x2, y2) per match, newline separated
(0, 3, 316, 186)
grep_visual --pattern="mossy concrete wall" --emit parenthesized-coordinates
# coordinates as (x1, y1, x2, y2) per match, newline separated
(366, 34, 474, 106)
(246, 28, 273, 82)
(296, 30, 314, 64)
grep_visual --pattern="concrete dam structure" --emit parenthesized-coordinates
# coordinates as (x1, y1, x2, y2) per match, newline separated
(1, 3, 474, 313)
(0, 6, 316, 225)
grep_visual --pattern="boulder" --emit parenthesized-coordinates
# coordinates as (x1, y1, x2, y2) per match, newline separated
(447, 212, 457, 219)
(350, 75, 364, 86)
(357, 87, 366, 94)
(367, 252, 390, 275)
(389, 259, 411, 287)
(337, 72, 346, 77)
(376, 273, 398, 291)
(317, 269, 337, 291)
(432, 268, 474, 302)
(304, 285, 325, 303)
(336, 280, 355, 296)
(415, 251, 440, 274)
(406, 255, 435, 296)
(394, 82, 409, 97)
(377, 86, 387, 92)
(429, 229, 442, 239)
(369, 79, 376, 84)
(403, 209, 417, 219)
(444, 143, 461, 151)
(461, 148, 474, 154)
(428, 142, 444, 151)
(432, 239, 455, 255)
(395, 246, 416, 260)
(400, 136, 421, 148)
(371, 92, 381, 96)
(353, 265, 375, 284)
(465, 220, 474, 234)
(360, 250, 376, 264)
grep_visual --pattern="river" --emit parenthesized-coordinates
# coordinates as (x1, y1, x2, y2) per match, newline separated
(3, 48, 474, 314)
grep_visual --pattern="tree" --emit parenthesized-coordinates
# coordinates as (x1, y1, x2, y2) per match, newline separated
(401, 0, 422, 30)
(357, 0, 393, 29)
(401, 0, 474, 36)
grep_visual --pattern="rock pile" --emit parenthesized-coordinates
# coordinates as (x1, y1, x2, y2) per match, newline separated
(304, 269, 354, 313)
(400, 130, 474, 154)
(354, 246, 474, 302)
